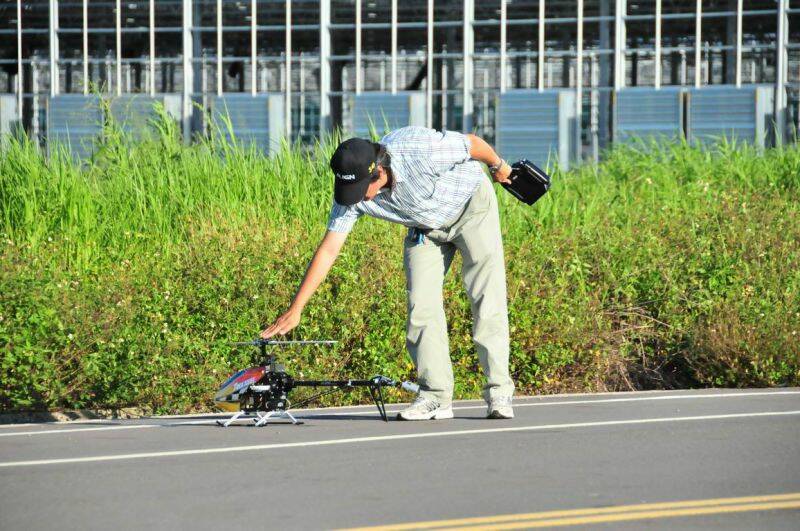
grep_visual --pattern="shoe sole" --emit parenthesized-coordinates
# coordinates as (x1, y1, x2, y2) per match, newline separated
(397, 407, 454, 421)
(487, 410, 514, 419)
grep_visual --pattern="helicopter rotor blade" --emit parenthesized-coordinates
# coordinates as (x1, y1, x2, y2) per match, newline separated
(230, 339, 338, 347)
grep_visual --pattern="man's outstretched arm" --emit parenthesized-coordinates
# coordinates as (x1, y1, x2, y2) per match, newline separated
(466, 133, 512, 183)
(260, 230, 349, 338)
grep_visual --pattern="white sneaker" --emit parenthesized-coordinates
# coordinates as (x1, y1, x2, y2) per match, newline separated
(397, 396, 454, 421)
(487, 396, 514, 419)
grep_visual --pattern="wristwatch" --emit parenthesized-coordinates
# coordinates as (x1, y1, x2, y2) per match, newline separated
(488, 158, 506, 177)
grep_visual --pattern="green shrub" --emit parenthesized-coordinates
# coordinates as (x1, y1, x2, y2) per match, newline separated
(1, 116, 798, 413)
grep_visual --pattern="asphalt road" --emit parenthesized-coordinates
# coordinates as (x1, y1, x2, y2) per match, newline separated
(1, 388, 799, 530)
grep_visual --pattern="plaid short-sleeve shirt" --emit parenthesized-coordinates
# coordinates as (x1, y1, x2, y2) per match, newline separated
(326, 126, 486, 233)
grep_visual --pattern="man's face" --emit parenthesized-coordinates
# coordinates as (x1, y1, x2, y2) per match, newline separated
(363, 165, 389, 201)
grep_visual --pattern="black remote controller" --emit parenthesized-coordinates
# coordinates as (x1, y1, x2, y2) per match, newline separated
(500, 159, 551, 206)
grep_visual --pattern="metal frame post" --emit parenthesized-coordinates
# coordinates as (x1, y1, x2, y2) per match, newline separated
(17, 0, 23, 114)
(116, 0, 121, 95)
(441, 47, 447, 125)
(32, 58, 40, 138)
(150, 0, 156, 95)
(655, 0, 662, 89)
(83, 0, 88, 94)
(285, 0, 292, 138)
(735, 0, 742, 88)
(500, 0, 507, 93)
(380, 52, 386, 91)
(598, 0, 610, 147)
(427, 0, 433, 128)
(525, 47, 531, 87)
(391, 0, 397, 94)
(680, 48, 687, 85)
(614, 0, 625, 90)
(49, 0, 59, 96)
(695, 0, 702, 88)
(538, 0, 545, 92)
(299, 51, 305, 136)
(320, 0, 331, 136)
(251, 0, 257, 95)
(355, 0, 362, 94)
(590, 51, 598, 161)
(774, 0, 788, 145)
(481, 66, 488, 132)
(463, 0, 474, 130)
(217, 0, 223, 96)
(182, 0, 194, 142)
(576, 0, 583, 159)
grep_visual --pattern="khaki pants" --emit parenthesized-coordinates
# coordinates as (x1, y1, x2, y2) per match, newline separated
(403, 176, 515, 406)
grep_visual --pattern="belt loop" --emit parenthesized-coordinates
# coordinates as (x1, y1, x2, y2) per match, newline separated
(409, 227, 429, 246)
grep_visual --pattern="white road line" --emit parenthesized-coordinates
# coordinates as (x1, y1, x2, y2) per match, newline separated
(3, 388, 796, 428)
(0, 425, 157, 438)
(460, 389, 800, 410)
(0, 410, 798, 468)
(302, 390, 800, 418)
(2, 390, 799, 436)
(0, 419, 112, 429)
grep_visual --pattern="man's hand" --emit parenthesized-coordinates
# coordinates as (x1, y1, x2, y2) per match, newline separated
(466, 133, 512, 184)
(491, 161, 512, 184)
(260, 308, 301, 339)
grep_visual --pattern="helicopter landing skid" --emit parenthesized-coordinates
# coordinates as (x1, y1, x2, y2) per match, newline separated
(216, 409, 305, 427)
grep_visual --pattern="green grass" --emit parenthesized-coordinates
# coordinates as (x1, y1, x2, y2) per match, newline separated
(1, 111, 799, 413)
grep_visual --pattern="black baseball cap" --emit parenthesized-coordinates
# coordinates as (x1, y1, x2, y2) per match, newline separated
(330, 138, 380, 206)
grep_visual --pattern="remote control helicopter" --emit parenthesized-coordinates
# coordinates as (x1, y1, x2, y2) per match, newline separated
(214, 339, 417, 426)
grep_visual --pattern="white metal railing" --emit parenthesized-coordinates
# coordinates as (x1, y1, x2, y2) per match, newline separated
(3, 0, 796, 149)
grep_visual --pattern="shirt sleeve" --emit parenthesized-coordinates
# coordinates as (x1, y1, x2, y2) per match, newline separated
(430, 129, 473, 175)
(326, 200, 363, 233)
